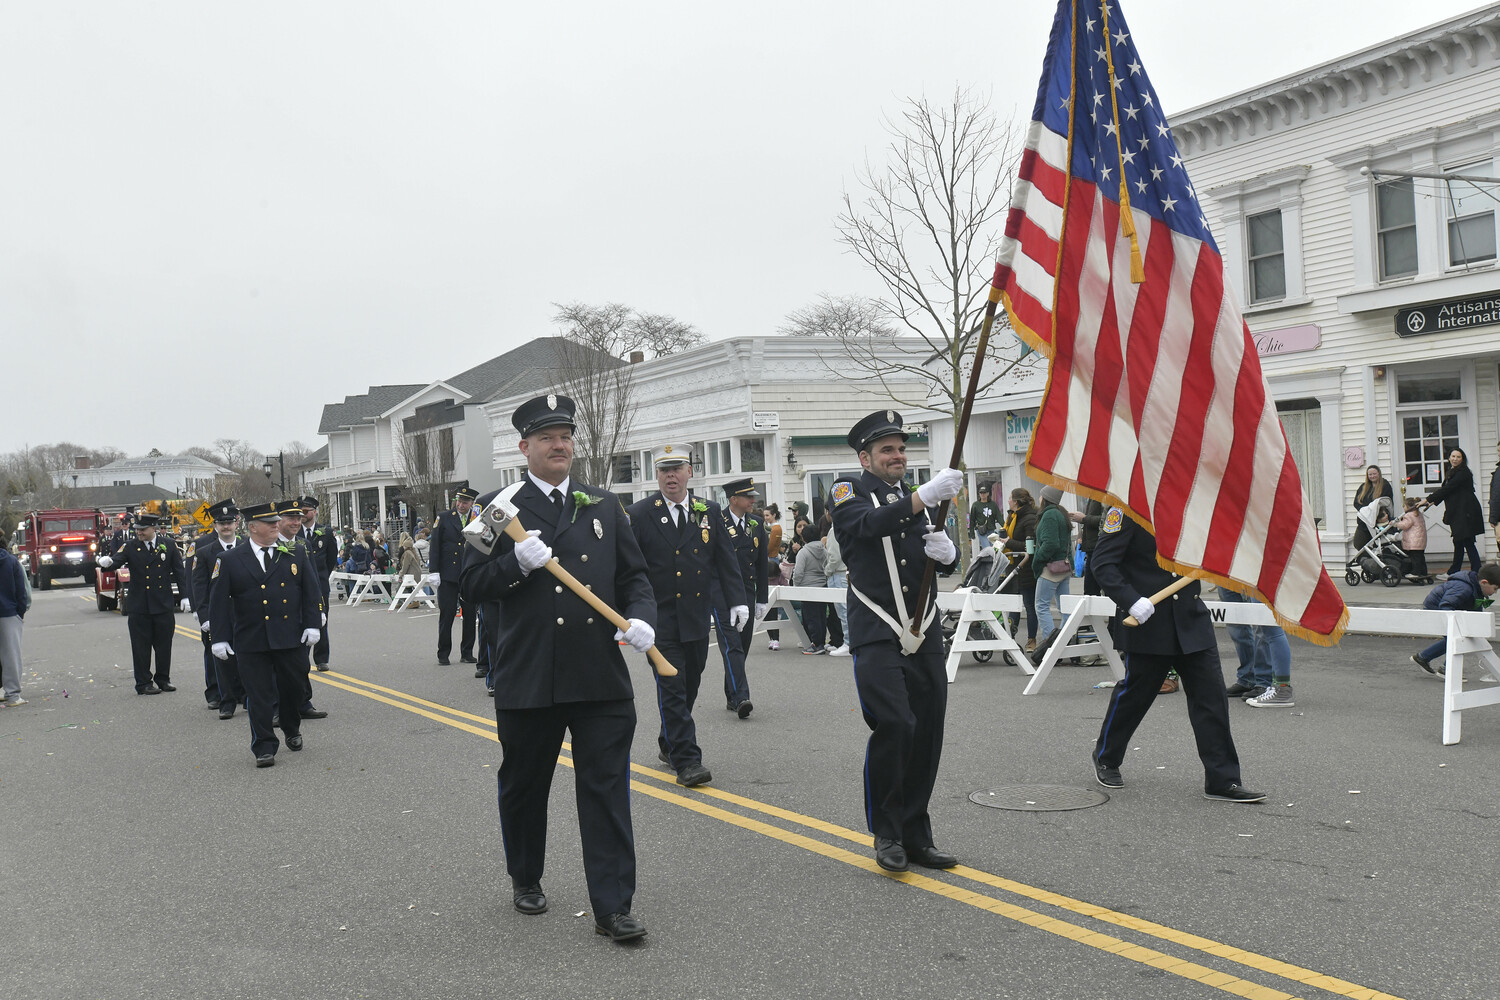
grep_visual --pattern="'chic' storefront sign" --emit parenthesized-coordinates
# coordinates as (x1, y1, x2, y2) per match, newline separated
(1252, 323, 1320, 358)
(1396, 293, 1500, 337)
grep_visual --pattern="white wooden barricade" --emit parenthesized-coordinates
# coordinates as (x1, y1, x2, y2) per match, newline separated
(344, 573, 399, 607)
(762, 585, 821, 649)
(329, 572, 358, 603)
(939, 589, 1032, 682)
(388, 575, 438, 612)
(1203, 599, 1499, 746)
(1024, 594, 1125, 695)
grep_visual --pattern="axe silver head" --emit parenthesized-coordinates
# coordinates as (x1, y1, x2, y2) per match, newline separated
(462, 480, 526, 555)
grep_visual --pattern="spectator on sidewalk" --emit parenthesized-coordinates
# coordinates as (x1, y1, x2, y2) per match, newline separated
(1421, 448, 1484, 576)
(1412, 564, 1500, 675)
(1218, 586, 1294, 706)
(0, 527, 29, 707)
(1032, 486, 1074, 647)
(969, 483, 1001, 557)
(397, 537, 425, 587)
(349, 534, 371, 574)
(1001, 488, 1039, 653)
(792, 521, 830, 654)
(1489, 440, 1500, 551)
(1393, 498, 1431, 582)
(1352, 466, 1393, 551)
(825, 520, 850, 656)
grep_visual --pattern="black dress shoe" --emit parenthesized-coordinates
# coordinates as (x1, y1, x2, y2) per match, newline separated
(908, 845, 958, 869)
(218, 704, 236, 720)
(658, 748, 671, 766)
(1093, 758, 1124, 789)
(300, 707, 328, 720)
(512, 882, 548, 915)
(1204, 783, 1267, 803)
(486, 687, 495, 697)
(286, 733, 304, 751)
(676, 762, 712, 787)
(736, 700, 754, 720)
(155, 681, 177, 692)
(474, 667, 487, 678)
(315, 662, 330, 672)
(138, 684, 161, 696)
(874, 837, 908, 872)
(255, 754, 275, 768)
(437, 656, 450, 666)
(594, 912, 646, 942)
(206, 699, 221, 710)
(460, 654, 477, 664)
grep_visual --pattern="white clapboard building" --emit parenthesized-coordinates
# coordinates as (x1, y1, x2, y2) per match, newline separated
(948, 6, 1500, 566)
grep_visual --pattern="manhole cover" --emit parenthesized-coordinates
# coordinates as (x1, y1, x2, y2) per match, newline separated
(968, 785, 1109, 811)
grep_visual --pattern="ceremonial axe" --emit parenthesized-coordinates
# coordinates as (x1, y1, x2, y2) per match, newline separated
(463, 482, 677, 677)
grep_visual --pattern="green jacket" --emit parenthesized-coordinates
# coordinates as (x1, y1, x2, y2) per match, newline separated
(1034, 504, 1072, 566)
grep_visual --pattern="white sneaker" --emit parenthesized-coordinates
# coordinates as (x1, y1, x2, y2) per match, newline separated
(768, 640, 780, 651)
(827, 645, 850, 656)
(1245, 684, 1294, 708)
(2, 695, 27, 707)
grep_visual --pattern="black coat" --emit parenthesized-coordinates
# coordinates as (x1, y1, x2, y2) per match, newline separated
(1002, 501, 1039, 587)
(829, 470, 956, 648)
(626, 492, 745, 643)
(428, 508, 471, 583)
(192, 533, 242, 626)
(1352, 480, 1394, 514)
(1426, 464, 1485, 540)
(460, 479, 655, 709)
(298, 522, 340, 592)
(1489, 461, 1500, 527)
(1091, 510, 1215, 656)
(110, 535, 189, 615)
(208, 541, 323, 653)
(719, 507, 769, 604)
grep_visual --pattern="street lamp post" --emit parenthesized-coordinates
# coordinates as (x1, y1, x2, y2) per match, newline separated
(262, 452, 286, 497)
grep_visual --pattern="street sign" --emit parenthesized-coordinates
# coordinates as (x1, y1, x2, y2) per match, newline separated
(752, 411, 780, 431)
(398, 502, 408, 518)
(1396, 291, 1500, 337)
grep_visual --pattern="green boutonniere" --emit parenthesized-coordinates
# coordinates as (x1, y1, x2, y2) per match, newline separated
(274, 543, 294, 557)
(748, 518, 760, 531)
(690, 499, 708, 515)
(571, 490, 602, 522)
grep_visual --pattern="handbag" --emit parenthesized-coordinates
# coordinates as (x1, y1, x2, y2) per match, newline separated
(1045, 558, 1071, 575)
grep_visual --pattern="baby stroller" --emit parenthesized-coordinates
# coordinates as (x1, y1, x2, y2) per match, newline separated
(941, 539, 1024, 663)
(1344, 497, 1410, 588)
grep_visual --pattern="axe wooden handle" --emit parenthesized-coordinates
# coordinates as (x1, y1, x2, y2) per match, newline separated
(502, 519, 677, 677)
(1123, 575, 1195, 627)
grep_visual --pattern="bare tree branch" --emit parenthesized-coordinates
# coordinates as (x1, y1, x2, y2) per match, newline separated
(779, 294, 897, 338)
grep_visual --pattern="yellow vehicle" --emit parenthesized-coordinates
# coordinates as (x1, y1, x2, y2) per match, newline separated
(140, 499, 213, 547)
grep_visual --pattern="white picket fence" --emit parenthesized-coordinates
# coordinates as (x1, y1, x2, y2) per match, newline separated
(765, 585, 1500, 746)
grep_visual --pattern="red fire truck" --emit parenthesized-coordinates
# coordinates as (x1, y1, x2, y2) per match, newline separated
(12, 509, 107, 592)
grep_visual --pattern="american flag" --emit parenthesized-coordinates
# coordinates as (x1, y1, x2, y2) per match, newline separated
(996, 0, 1347, 643)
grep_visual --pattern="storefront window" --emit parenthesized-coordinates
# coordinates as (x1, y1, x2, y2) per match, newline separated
(1275, 399, 1324, 523)
(1396, 374, 1461, 404)
(1403, 413, 1461, 490)
(739, 437, 766, 473)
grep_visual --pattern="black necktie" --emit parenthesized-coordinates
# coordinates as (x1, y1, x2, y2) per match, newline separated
(550, 489, 564, 516)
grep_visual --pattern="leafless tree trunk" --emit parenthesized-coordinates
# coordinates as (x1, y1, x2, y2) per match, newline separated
(397, 425, 459, 525)
(836, 88, 1037, 570)
(551, 306, 637, 489)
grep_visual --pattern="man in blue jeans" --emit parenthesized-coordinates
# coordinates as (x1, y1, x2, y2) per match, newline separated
(1217, 587, 1295, 707)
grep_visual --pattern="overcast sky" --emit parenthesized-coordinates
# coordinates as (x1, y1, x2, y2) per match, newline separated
(3, 1, 1488, 458)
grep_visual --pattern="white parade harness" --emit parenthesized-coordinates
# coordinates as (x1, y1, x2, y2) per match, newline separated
(848, 486, 936, 656)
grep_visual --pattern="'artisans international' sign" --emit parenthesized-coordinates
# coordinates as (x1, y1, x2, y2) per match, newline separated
(1396, 292, 1500, 337)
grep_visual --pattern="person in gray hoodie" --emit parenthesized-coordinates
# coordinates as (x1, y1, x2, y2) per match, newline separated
(792, 522, 830, 653)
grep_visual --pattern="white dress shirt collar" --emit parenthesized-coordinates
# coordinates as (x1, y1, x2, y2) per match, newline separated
(527, 471, 571, 498)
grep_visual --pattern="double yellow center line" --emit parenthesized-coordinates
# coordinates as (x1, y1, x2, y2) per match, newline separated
(302, 666, 1402, 1000)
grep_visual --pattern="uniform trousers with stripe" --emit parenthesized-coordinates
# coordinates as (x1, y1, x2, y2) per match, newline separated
(437, 580, 475, 660)
(127, 611, 174, 691)
(710, 604, 753, 709)
(495, 699, 636, 918)
(312, 583, 331, 666)
(851, 630, 946, 847)
(1092, 648, 1241, 792)
(652, 638, 709, 768)
(238, 648, 305, 758)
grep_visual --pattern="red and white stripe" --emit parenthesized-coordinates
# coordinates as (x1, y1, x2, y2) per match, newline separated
(997, 123, 1346, 642)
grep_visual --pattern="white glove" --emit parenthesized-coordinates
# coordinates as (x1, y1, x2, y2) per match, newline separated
(1128, 597, 1155, 623)
(321, 612, 327, 626)
(754, 602, 767, 621)
(301, 628, 321, 646)
(98, 555, 114, 569)
(211, 642, 233, 660)
(427, 572, 441, 586)
(922, 529, 957, 563)
(200, 620, 210, 633)
(916, 468, 964, 507)
(513, 529, 552, 575)
(180, 598, 192, 613)
(729, 605, 749, 630)
(614, 618, 655, 653)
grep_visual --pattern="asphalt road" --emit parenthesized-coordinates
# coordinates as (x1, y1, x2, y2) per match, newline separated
(2, 579, 1496, 1000)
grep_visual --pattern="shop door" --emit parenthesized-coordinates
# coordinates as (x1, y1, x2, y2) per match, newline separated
(1401, 411, 1463, 496)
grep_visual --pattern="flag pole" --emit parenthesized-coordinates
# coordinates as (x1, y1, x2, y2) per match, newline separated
(909, 263, 1006, 648)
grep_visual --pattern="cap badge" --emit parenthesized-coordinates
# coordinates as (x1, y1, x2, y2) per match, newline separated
(664, 445, 673, 454)
(593, 518, 604, 539)
(886, 410, 895, 422)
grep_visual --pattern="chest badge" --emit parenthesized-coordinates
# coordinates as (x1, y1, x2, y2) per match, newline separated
(754, 537, 760, 548)
(291, 562, 298, 575)
(660, 516, 669, 524)
(886, 494, 898, 503)
(593, 518, 603, 539)
(702, 528, 710, 544)
(159, 551, 166, 562)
